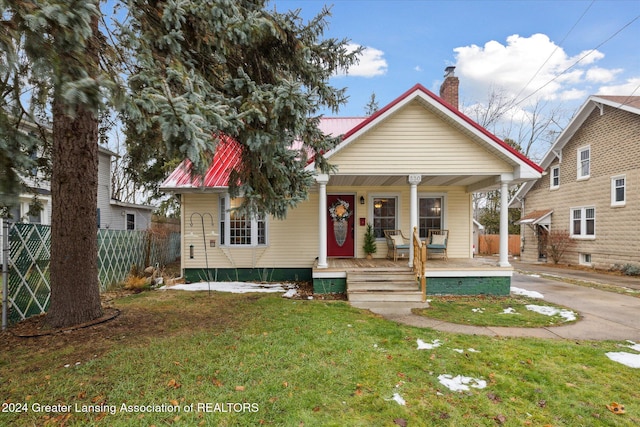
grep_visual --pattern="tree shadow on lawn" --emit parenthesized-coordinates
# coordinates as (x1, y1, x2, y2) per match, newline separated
(2, 290, 253, 373)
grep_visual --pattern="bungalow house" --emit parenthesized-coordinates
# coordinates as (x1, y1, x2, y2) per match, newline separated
(511, 95, 640, 268)
(161, 68, 542, 300)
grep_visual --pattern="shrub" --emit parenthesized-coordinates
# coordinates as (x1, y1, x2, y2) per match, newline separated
(546, 229, 572, 264)
(621, 264, 640, 276)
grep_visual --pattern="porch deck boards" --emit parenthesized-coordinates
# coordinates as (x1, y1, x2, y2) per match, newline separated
(314, 257, 510, 274)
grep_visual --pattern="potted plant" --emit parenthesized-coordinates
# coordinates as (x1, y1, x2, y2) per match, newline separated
(363, 223, 377, 259)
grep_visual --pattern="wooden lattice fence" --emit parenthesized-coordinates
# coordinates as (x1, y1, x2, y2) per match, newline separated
(2, 223, 180, 326)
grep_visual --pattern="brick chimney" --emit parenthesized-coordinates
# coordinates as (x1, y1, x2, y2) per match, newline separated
(439, 66, 459, 110)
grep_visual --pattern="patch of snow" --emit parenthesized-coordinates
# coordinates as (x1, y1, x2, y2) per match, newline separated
(453, 348, 480, 354)
(525, 304, 577, 321)
(161, 281, 292, 294)
(626, 340, 640, 352)
(511, 287, 544, 299)
(282, 289, 297, 299)
(606, 352, 640, 368)
(389, 393, 406, 405)
(417, 339, 442, 350)
(437, 374, 487, 392)
(501, 307, 518, 314)
(471, 308, 484, 313)
(528, 274, 541, 278)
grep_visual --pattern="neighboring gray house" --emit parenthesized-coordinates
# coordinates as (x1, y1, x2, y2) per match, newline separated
(1, 145, 153, 257)
(511, 95, 640, 268)
(96, 147, 154, 231)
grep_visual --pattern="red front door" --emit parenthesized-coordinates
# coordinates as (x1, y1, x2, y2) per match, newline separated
(327, 194, 355, 257)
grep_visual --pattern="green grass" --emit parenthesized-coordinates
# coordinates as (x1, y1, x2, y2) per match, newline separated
(2, 291, 640, 426)
(413, 295, 578, 327)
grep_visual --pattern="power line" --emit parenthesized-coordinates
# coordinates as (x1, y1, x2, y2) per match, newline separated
(515, 14, 640, 107)
(513, 0, 595, 103)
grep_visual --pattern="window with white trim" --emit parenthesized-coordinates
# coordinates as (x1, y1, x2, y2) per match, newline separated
(372, 196, 397, 239)
(126, 213, 135, 230)
(550, 166, 560, 189)
(418, 196, 443, 238)
(580, 253, 592, 265)
(611, 175, 626, 206)
(219, 196, 267, 246)
(577, 146, 590, 179)
(571, 207, 595, 238)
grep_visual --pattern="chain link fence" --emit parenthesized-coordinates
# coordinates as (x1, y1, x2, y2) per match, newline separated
(2, 223, 180, 326)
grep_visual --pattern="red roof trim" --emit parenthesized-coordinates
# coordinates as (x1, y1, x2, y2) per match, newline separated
(340, 83, 543, 173)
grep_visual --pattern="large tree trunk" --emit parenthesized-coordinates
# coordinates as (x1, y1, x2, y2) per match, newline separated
(47, 15, 103, 329)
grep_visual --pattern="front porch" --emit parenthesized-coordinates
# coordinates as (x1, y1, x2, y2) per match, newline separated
(312, 257, 513, 301)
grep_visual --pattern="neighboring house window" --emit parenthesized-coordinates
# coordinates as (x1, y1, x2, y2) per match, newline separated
(219, 196, 267, 246)
(9, 206, 21, 222)
(550, 166, 560, 189)
(372, 196, 397, 238)
(25, 204, 41, 224)
(580, 253, 592, 266)
(126, 213, 135, 230)
(7, 203, 41, 224)
(577, 146, 590, 179)
(611, 175, 626, 206)
(571, 207, 595, 238)
(418, 196, 443, 238)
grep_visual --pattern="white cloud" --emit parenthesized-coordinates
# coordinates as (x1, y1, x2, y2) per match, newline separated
(586, 67, 622, 83)
(558, 88, 588, 101)
(336, 43, 388, 78)
(414, 65, 423, 72)
(453, 33, 615, 105)
(597, 77, 640, 96)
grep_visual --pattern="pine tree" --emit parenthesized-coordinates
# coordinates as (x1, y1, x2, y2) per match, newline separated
(363, 223, 377, 257)
(364, 92, 379, 116)
(1, 0, 358, 327)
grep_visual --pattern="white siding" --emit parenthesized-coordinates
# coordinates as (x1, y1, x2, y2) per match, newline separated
(330, 101, 512, 175)
(181, 185, 474, 271)
(182, 193, 319, 270)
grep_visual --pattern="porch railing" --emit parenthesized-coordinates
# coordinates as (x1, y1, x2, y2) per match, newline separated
(412, 226, 427, 302)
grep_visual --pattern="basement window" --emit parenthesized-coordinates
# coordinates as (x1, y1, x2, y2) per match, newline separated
(580, 253, 592, 266)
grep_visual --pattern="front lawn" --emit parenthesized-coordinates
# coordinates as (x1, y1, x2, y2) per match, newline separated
(2, 290, 639, 426)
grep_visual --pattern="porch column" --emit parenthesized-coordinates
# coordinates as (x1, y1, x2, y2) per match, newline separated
(316, 174, 329, 268)
(408, 174, 422, 267)
(499, 174, 513, 267)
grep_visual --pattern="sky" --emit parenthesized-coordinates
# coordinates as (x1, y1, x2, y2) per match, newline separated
(269, 0, 640, 157)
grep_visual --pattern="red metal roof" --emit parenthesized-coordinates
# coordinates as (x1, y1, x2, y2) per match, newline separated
(161, 135, 242, 189)
(318, 117, 367, 136)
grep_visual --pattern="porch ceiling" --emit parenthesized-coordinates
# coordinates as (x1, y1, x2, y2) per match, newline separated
(327, 174, 494, 189)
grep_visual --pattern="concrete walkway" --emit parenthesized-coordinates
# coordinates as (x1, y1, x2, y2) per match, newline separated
(355, 262, 640, 341)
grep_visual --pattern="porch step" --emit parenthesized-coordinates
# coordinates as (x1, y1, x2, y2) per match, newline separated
(347, 269, 423, 303)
